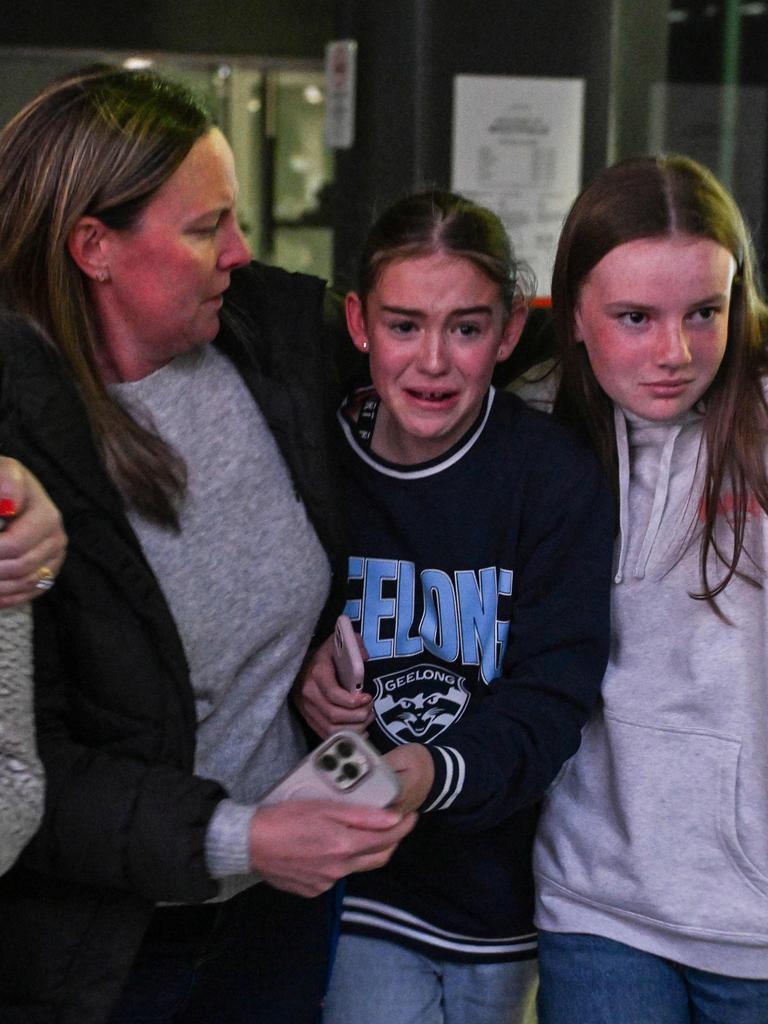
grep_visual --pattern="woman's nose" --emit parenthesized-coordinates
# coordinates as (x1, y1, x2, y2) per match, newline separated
(219, 220, 252, 270)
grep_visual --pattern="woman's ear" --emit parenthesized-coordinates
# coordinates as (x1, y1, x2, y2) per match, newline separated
(345, 292, 369, 354)
(67, 217, 111, 282)
(573, 304, 586, 344)
(496, 302, 527, 362)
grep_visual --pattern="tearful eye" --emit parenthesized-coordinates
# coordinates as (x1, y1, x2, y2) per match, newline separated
(455, 323, 481, 337)
(389, 320, 417, 336)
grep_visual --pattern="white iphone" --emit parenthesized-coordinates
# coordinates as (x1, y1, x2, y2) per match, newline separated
(333, 614, 364, 692)
(260, 731, 401, 808)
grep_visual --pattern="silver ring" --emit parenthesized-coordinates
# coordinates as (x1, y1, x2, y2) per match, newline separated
(34, 566, 56, 592)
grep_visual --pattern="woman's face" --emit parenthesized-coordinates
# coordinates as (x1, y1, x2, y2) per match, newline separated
(574, 234, 736, 421)
(91, 128, 251, 381)
(346, 252, 525, 464)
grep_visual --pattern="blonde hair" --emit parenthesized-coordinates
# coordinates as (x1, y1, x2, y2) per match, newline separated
(0, 65, 212, 525)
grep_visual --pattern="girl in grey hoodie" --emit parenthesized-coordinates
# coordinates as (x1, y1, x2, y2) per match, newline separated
(526, 157, 768, 1023)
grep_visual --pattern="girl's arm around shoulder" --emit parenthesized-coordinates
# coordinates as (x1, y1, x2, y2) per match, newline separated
(418, 427, 614, 831)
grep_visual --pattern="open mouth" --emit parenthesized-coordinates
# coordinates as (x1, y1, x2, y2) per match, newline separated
(406, 389, 458, 402)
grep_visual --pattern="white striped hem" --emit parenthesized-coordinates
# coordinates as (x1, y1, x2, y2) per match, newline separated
(342, 897, 537, 957)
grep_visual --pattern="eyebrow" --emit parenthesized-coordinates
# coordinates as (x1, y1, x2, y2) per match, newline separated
(380, 304, 495, 317)
(188, 206, 229, 224)
(604, 292, 730, 312)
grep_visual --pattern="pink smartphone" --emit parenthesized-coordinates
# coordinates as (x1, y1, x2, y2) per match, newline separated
(333, 614, 364, 692)
(259, 731, 401, 807)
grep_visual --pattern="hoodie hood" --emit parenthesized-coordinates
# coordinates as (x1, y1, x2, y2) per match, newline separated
(612, 403, 705, 585)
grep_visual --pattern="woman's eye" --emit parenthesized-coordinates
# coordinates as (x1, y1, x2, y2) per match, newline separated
(192, 213, 227, 237)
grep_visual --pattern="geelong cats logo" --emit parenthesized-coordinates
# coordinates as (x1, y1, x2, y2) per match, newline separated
(372, 663, 470, 745)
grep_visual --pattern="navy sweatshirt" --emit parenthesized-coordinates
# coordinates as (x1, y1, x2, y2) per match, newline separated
(335, 386, 613, 961)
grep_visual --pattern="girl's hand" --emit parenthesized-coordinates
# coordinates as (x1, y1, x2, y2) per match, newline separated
(294, 632, 373, 737)
(384, 743, 435, 814)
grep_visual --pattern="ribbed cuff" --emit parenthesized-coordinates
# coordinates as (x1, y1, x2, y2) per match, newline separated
(204, 798, 256, 878)
(421, 745, 466, 812)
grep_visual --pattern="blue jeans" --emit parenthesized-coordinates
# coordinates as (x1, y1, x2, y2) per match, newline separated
(108, 884, 335, 1023)
(322, 933, 538, 1024)
(537, 931, 768, 1024)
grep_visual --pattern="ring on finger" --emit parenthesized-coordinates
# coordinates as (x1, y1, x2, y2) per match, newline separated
(34, 565, 56, 592)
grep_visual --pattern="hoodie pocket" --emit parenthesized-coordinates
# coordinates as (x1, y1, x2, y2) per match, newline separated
(536, 713, 768, 938)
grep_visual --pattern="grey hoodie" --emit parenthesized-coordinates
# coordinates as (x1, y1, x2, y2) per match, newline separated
(512, 368, 768, 979)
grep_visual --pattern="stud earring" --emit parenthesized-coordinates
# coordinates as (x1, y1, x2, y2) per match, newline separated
(97, 269, 110, 283)
(361, 339, 369, 352)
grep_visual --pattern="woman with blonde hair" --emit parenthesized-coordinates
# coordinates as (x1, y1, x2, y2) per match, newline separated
(0, 66, 414, 1024)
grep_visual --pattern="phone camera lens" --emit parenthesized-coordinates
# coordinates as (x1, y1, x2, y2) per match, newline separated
(341, 762, 360, 781)
(319, 754, 337, 772)
(336, 740, 354, 759)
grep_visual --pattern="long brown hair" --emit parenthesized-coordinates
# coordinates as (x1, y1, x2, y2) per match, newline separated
(0, 65, 213, 526)
(552, 155, 768, 604)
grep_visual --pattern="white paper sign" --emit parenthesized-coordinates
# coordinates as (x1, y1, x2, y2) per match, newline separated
(452, 75, 585, 298)
(325, 40, 357, 149)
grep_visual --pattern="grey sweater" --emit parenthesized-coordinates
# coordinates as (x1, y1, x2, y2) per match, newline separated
(0, 603, 44, 874)
(114, 345, 331, 894)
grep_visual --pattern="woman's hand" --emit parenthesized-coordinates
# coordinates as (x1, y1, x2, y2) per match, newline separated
(294, 633, 373, 737)
(0, 457, 67, 607)
(248, 800, 417, 897)
(384, 744, 435, 814)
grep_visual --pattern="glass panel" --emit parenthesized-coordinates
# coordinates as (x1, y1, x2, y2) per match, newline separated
(268, 69, 334, 279)
(653, 1, 768, 273)
(0, 48, 332, 279)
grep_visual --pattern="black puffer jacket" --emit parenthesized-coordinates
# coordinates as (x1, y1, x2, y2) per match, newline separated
(0, 264, 343, 1024)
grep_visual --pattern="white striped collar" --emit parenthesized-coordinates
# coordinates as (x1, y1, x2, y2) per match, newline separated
(337, 386, 496, 480)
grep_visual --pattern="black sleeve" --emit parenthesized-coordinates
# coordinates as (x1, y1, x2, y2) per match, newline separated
(322, 286, 369, 392)
(18, 541, 227, 903)
(422, 440, 613, 831)
(0, 318, 225, 903)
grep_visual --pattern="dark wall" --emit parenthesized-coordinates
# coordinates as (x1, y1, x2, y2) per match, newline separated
(332, 0, 615, 286)
(0, 0, 333, 57)
(0, 0, 635, 289)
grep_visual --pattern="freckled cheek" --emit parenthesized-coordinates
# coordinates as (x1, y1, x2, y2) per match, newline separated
(587, 343, 636, 396)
